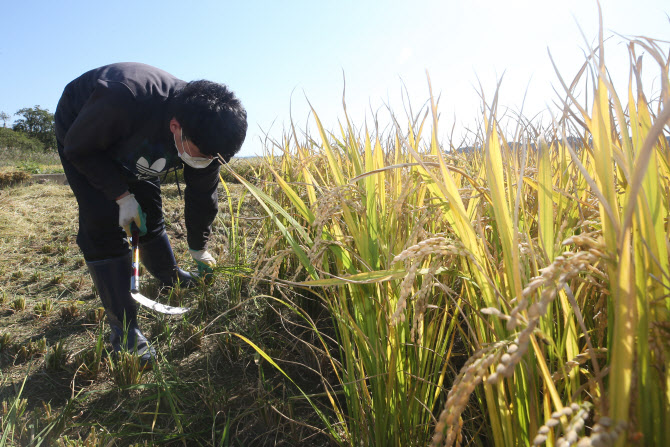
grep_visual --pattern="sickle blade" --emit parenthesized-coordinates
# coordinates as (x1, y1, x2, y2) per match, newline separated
(131, 292, 190, 315)
(130, 229, 189, 315)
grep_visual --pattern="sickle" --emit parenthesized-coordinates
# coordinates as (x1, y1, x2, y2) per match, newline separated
(131, 229, 189, 315)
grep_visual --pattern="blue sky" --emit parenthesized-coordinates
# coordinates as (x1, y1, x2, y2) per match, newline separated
(1, 1, 668, 157)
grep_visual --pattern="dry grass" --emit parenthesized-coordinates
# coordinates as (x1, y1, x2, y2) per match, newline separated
(0, 170, 31, 188)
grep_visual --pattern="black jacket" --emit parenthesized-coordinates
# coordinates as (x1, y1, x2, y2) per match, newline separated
(55, 62, 219, 250)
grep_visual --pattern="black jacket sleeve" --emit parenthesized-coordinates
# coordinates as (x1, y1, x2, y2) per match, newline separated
(61, 82, 135, 200)
(184, 161, 220, 250)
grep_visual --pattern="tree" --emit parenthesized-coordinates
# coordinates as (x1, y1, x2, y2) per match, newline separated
(13, 105, 56, 150)
(0, 111, 9, 128)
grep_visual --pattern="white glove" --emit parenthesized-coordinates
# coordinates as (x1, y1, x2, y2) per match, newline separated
(116, 193, 146, 236)
(189, 249, 216, 276)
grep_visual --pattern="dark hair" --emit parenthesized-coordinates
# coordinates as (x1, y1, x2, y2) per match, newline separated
(172, 80, 247, 161)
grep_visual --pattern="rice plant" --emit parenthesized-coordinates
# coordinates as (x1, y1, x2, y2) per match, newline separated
(177, 320, 203, 352)
(15, 337, 47, 361)
(107, 351, 145, 387)
(0, 333, 14, 353)
(55, 426, 113, 446)
(150, 316, 172, 342)
(216, 177, 258, 302)
(235, 21, 670, 447)
(0, 377, 28, 446)
(59, 301, 80, 321)
(85, 307, 105, 324)
(40, 243, 54, 254)
(74, 328, 105, 381)
(49, 273, 64, 286)
(235, 101, 465, 445)
(45, 339, 69, 372)
(34, 297, 54, 316)
(28, 271, 41, 283)
(10, 296, 26, 312)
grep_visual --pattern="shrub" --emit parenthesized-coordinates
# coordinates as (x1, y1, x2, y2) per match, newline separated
(0, 127, 44, 152)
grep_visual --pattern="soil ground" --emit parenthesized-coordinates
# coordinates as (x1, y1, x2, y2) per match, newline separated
(0, 179, 334, 446)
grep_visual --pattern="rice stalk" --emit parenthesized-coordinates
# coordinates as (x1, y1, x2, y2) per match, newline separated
(239, 15, 669, 447)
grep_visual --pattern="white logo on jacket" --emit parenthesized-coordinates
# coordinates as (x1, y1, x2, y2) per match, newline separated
(136, 157, 166, 179)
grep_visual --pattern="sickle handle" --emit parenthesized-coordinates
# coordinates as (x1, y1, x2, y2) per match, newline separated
(131, 229, 140, 293)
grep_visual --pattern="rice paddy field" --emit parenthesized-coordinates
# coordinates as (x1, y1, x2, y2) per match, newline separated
(1, 28, 669, 446)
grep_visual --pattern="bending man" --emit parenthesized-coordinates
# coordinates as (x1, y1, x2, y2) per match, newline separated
(55, 62, 247, 365)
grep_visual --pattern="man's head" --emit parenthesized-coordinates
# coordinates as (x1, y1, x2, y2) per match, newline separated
(171, 80, 247, 162)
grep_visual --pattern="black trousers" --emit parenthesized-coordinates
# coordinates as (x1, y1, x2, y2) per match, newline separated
(58, 145, 167, 262)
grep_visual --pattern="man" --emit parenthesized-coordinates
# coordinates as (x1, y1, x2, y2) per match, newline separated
(55, 62, 247, 365)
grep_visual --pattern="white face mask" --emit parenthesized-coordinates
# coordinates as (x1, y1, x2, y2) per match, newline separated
(174, 129, 214, 169)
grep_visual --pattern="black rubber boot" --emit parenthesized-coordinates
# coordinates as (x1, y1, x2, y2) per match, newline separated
(139, 231, 196, 288)
(87, 253, 156, 368)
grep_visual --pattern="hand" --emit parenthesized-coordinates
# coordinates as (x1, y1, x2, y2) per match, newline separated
(116, 193, 147, 237)
(189, 249, 216, 282)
